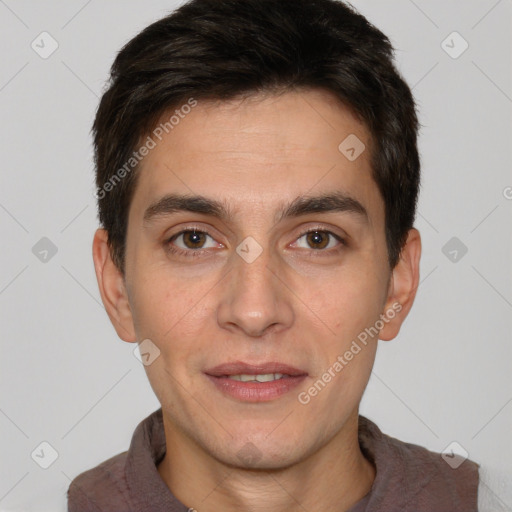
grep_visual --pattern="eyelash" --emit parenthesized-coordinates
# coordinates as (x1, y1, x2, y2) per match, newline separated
(164, 226, 346, 259)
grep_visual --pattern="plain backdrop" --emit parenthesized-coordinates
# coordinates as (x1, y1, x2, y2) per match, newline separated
(0, 1, 511, 510)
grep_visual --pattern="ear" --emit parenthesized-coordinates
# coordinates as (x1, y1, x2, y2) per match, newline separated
(379, 228, 421, 341)
(92, 228, 137, 342)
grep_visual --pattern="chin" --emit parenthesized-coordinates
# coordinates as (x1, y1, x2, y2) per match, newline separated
(224, 450, 302, 472)
(213, 435, 307, 471)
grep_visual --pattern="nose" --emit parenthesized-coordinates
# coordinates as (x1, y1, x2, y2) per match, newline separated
(216, 244, 294, 338)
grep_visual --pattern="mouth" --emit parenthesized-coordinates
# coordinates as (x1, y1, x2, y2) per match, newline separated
(204, 361, 308, 402)
(226, 373, 289, 382)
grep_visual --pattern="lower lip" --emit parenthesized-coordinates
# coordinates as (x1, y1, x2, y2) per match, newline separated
(205, 375, 307, 402)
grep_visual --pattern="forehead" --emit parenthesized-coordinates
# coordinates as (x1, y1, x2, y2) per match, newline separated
(129, 88, 382, 225)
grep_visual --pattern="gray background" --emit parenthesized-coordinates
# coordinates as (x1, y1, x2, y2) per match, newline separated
(0, 0, 511, 510)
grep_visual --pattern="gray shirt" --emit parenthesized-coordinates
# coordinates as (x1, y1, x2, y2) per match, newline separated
(67, 408, 479, 511)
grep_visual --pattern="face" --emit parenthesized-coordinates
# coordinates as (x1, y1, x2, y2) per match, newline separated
(96, 89, 418, 469)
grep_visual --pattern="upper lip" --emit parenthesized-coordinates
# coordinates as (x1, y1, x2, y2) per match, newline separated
(205, 361, 308, 377)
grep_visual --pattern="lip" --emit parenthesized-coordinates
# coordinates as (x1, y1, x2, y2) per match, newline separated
(204, 361, 308, 403)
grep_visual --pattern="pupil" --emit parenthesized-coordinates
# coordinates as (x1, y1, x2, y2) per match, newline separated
(185, 231, 204, 248)
(308, 231, 327, 249)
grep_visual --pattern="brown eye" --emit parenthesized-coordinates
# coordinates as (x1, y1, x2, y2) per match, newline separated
(181, 230, 207, 249)
(168, 229, 218, 253)
(305, 231, 330, 249)
(294, 230, 342, 251)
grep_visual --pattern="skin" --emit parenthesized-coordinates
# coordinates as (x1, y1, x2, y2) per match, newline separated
(93, 89, 421, 512)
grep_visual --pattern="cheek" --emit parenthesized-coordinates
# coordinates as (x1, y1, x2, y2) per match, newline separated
(130, 265, 204, 331)
(304, 276, 380, 400)
(308, 265, 387, 342)
(128, 278, 170, 339)
(130, 272, 218, 372)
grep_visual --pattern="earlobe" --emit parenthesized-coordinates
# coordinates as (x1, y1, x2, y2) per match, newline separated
(92, 228, 137, 342)
(379, 228, 421, 341)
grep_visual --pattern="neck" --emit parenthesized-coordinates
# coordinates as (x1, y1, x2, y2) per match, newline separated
(157, 410, 376, 512)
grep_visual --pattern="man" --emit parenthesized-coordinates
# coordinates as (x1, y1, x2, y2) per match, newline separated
(68, 0, 482, 510)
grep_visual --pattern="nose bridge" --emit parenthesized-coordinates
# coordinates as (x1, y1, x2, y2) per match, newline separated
(217, 239, 294, 337)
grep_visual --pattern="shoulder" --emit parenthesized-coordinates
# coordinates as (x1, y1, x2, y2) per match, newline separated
(390, 431, 478, 476)
(67, 451, 132, 512)
(395, 436, 479, 495)
(358, 416, 480, 511)
(386, 434, 479, 510)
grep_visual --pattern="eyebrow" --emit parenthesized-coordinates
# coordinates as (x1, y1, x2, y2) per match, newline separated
(143, 191, 368, 226)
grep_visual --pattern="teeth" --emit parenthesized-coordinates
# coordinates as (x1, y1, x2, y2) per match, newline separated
(228, 373, 285, 382)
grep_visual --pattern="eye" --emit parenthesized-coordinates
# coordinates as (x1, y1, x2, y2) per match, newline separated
(172, 230, 215, 250)
(165, 228, 222, 257)
(292, 229, 344, 252)
(164, 227, 345, 260)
